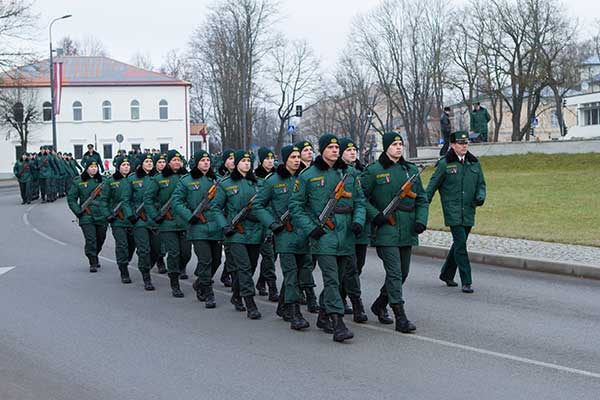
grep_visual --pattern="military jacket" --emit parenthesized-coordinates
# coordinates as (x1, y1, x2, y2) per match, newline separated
(121, 169, 156, 229)
(100, 172, 132, 228)
(143, 166, 188, 232)
(82, 151, 104, 172)
(67, 172, 108, 226)
(37, 153, 54, 178)
(13, 160, 33, 183)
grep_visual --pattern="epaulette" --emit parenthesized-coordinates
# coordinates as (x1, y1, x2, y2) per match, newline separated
(265, 172, 274, 180)
(298, 166, 312, 176)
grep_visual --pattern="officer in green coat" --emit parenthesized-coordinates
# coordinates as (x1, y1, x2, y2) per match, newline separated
(470, 102, 491, 142)
(121, 153, 160, 291)
(172, 150, 223, 309)
(13, 153, 33, 204)
(151, 153, 168, 274)
(253, 146, 279, 302)
(144, 150, 192, 297)
(82, 144, 105, 173)
(211, 150, 264, 320)
(254, 145, 311, 330)
(361, 132, 429, 333)
(426, 131, 486, 293)
(216, 149, 236, 288)
(101, 156, 136, 284)
(67, 158, 108, 272)
(290, 134, 367, 342)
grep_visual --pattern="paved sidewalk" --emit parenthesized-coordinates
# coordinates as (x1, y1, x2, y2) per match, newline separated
(420, 230, 599, 268)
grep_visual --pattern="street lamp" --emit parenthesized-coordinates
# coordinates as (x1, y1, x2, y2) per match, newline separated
(49, 14, 72, 151)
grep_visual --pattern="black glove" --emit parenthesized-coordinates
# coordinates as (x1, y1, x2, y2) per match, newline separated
(269, 222, 285, 234)
(351, 222, 363, 235)
(223, 225, 236, 237)
(153, 215, 165, 224)
(75, 210, 84, 218)
(373, 212, 387, 228)
(106, 215, 116, 223)
(473, 197, 485, 207)
(309, 226, 326, 240)
(413, 223, 426, 234)
(189, 215, 200, 225)
(128, 215, 138, 224)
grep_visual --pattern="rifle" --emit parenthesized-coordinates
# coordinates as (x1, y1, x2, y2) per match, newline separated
(279, 209, 292, 232)
(379, 166, 427, 226)
(230, 194, 256, 234)
(80, 183, 104, 215)
(110, 201, 125, 220)
(192, 183, 218, 224)
(135, 203, 147, 221)
(317, 173, 352, 230)
(157, 197, 174, 221)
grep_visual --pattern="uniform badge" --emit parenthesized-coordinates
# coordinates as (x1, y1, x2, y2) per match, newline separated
(320, 179, 325, 187)
(385, 176, 390, 183)
(293, 180, 299, 192)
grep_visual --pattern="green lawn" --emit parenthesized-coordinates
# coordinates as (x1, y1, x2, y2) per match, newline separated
(422, 153, 600, 247)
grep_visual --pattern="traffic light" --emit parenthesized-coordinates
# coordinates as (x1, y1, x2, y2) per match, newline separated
(295, 105, 303, 117)
(562, 98, 567, 108)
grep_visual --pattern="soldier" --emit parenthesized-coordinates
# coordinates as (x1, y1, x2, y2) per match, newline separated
(67, 158, 108, 272)
(30, 152, 40, 200)
(82, 144, 105, 173)
(37, 146, 53, 203)
(144, 150, 192, 297)
(470, 102, 491, 142)
(216, 149, 236, 288)
(151, 153, 168, 274)
(426, 131, 486, 293)
(211, 150, 264, 319)
(295, 140, 314, 172)
(172, 150, 222, 309)
(254, 147, 279, 302)
(290, 134, 367, 342)
(56, 151, 68, 197)
(13, 153, 33, 204)
(102, 156, 136, 284)
(122, 153, 160, 291)
(47, 146, 60, 202)
(361, 132, 429, 333)
(254, 145, 311, 330)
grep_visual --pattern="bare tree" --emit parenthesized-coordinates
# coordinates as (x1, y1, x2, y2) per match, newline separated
(0, 1, 37, 72)
(130, 51, 154, 70)
(56, 35, 108, 57)
(58, 36, 78, 56)
(0, 83, 40, 153)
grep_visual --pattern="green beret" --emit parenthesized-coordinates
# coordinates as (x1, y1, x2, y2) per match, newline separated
(222, 149, 235, 163)
(166, 149, 182, 163)
(82, 158, 99, 169)
(258, 147, 274, 164)
(152, 153, 166, 164)
(193, 150, 211, 164)
(234, 149, 251, 166)
(382, 132, 403, 152)
(294, 140, 313, 151)
(339, 138, 357, 154)
(114, 156, 131, 170)
(450, 131, 469, 143)
(281, 145, 300, 164)
(318, 134, 339, 152)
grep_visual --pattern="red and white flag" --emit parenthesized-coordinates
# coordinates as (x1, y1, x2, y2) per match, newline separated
(53, 61, 63, 115)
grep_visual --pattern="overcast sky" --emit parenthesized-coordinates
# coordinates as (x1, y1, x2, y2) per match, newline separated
(29, 0, 600, 72)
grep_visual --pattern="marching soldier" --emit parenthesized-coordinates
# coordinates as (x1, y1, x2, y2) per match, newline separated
(361, 132, 429, 333)
(144, 150, 192, 298)
(290, 134, 367, 342)
(30, 152, 40, 200)
(172, 150, 222, 309)
(216, 149, 236, 288)
(122, 153, 160, 291)
(426, 131, 486, 293)
(295, 140, 314, 171)
(102, 156, 136, 284)
(211, 150, 264, 319)
(254, 146, 279, 302)
(254, 144, 311, 330)
(67, 158, 108, 272)
(37, 146, 53, 203)
(13, 153, 33, 204)
(151, 153, 168, 274)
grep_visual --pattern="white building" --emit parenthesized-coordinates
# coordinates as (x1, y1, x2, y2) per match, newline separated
(564, 92, 600, 139)
(0, 56, 192, 177)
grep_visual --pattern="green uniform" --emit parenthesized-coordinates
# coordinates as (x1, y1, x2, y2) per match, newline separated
(289, 156, 366, 315)
(37, 152, 53, 201)
(470, 106, 491, 141)
(67, 172, 108, 268)
(14, 159, 33, 204)
(425, 148, 486, 285)
(361, 154, 429, 305)
(82, 150, 104, 172)
(254, 165, 277, 295)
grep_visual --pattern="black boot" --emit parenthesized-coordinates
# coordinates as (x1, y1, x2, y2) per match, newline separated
(221, 272, 232, 288)
(370, 294, 393, 325)
(330, 314, 354, 342)
(343, 298, 353, 315)
(256, 278, 267, 296)
(267, 280, 279, 302)
(304, 287, 319, 314)
(390, 304, 416, 333)
(118, 264, 132, 284)
(299, 290, 307, 305)
(168, 272, 184, 298)
(243, 296, 262, 320)
(276, 286, 291, 321)
(349, 296, 368, 323)
(204, 286, 216, 309)
(89, 264, 98, 273)
(141, 271, 155, 291)
(156, 258, 167, 274)
(316, 309, 334, 333)
(193, 279, 207, 301)
(289, 303, 310, 330)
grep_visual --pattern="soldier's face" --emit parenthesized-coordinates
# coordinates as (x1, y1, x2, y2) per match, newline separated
(342, 147, 357, 164)
(286, 152, 301, 172)
(322, 144, 339, 163)
(142, 158, 154, 172)
(386, 141, 403, 160)
(237, 158, 251, 174)
(262, 156, 274, 171)
(197, 157, 211, 173)
(169, 157, 182, 171)
(301, 147, 313, 163)
(87, 165, 98, 175)
(119, 162, 131, 175)
(156, 159, 166, 171)
(451, 142, 469, 157)
(225, 157, 235, 171)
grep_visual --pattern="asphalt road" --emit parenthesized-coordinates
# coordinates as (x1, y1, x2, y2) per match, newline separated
(1, 186, 600, 400)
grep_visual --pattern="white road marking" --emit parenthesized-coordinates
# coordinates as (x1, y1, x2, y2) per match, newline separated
(32, 228, 67, 246)
(22, 212, 29, 226)
(0, 266, 16, 276)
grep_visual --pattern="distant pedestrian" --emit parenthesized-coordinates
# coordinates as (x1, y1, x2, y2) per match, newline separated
(440, 107, 452, 156)
(470, 102, 491, 142)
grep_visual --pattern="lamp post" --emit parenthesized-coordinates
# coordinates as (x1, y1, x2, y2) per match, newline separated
(49, 14, 72, 150)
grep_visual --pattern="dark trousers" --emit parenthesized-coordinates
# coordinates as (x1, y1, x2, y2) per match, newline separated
(133, 226, 160, 272)
(441, 225, 473, 285)
(81, 223, 107, 266)
(192, 240, 222, 287)
(257, 237, 277, 284)
(279, 253, 309, 304)
(18, 182, 31, 203)
(111, 226, 136, 267)
(298, 254, 316, 289)
(229, 243, 261, 297)
(39, 178, 48, 200)
(160, 231, 192, 274)
(375, 246, 412, 305)
(316, 255, 359, 315)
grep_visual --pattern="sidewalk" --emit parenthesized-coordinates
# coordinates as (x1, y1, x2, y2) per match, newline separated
(415, 230, 600, 280)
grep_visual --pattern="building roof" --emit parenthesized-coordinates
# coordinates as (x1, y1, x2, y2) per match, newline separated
(0, 56, 190, 88)
(582, 55, 600, 66)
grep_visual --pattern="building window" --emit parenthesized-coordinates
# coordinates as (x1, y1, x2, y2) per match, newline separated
(582, 104, 600, 126)
(131, 144, 141, 152)
(103, 144, 112, 160)
(160, 143, 169, 154)
(159, 99, 168, 120)
(73, 101, 82, 121)
(130, 99, 140, 120)
(191, 141, 203, 154)
(42, 101, 52, 121)
(73, 144, 83, 159)
(102, 100, 112, 121)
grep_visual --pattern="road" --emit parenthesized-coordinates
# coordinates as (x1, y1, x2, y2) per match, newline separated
(1, 184, 600, 400)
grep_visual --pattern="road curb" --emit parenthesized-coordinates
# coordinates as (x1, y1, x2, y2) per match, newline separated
(413, 245, 600, 281)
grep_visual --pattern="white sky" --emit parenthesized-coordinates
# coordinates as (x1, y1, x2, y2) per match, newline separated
(29, 0, 600, 72)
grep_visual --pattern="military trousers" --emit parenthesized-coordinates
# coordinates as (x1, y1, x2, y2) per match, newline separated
(257, 236, 277, 284)
(229, 243, 261, 297)
(80, 223, 107, 266)
(316, 255, 360, 315)
(133, 227, 160, 272)
(279, 253, 310, 304)
(355, 244, 368, 276)
(191, 240, 222, 287)
(298, 255, 316, 289)
(39, 178, 48, 200)
(220, 243, 233, 281)
(441, 225, 473, 285)
(160, 231, 192, 274)
(340, 247, 364, 300)
(375, 246, 412, 305)
(111, 226, 136, 267)
(18, 182, 31, 203)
